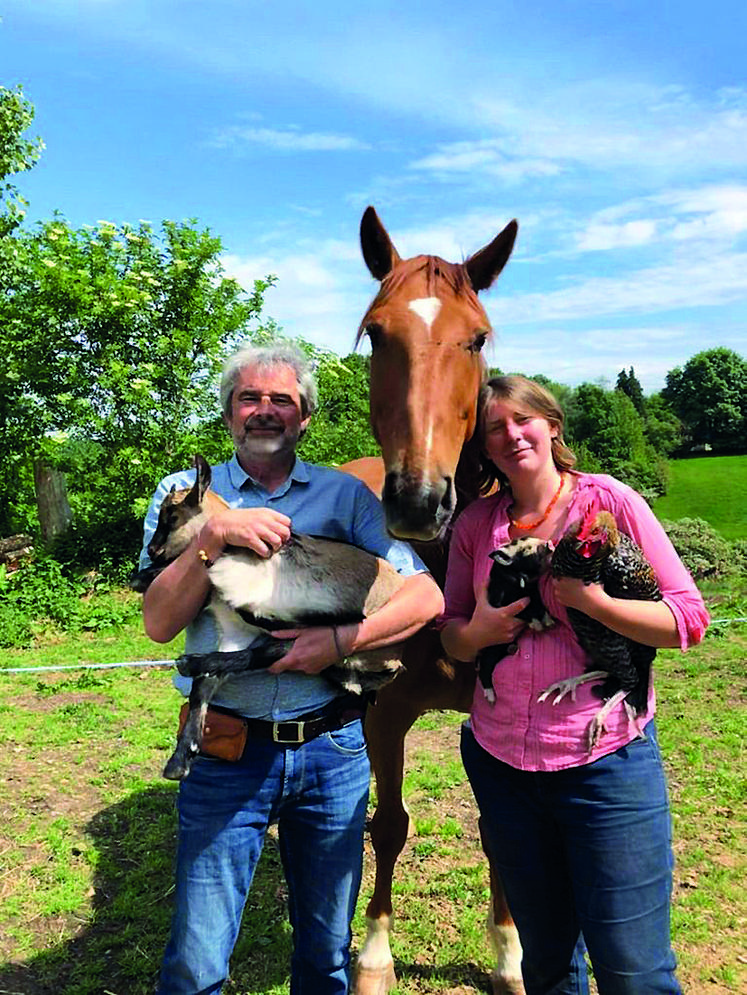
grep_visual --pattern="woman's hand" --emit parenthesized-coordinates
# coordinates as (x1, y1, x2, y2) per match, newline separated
(441, 583, 530, 663)
(198, 507, 292, 560)
(551, 576, 610, 618)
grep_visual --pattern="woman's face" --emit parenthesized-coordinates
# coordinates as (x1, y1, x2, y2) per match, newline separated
(482, 397, 558, 480)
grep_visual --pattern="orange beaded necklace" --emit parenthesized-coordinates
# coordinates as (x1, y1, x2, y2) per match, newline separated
(508, 473, 565, 532)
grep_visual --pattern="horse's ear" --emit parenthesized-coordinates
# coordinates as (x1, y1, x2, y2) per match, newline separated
(360, 206, 402, 281)
(465, 219, 518, 292)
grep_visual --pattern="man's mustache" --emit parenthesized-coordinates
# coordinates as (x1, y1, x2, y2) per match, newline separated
(243, 416, 284, 432)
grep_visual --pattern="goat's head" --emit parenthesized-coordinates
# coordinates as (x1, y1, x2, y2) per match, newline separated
(147, 455, 225, 565)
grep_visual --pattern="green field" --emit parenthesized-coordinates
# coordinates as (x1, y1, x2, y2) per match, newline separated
(653, 455, 747, 540)
(1, 615, 745, 995)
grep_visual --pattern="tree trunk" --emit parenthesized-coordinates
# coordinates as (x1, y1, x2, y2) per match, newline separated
(33, 460, 73, 541)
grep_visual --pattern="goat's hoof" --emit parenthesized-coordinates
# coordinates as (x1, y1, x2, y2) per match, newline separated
(353, 962, 397, 995)
(162, 756, 188, 781)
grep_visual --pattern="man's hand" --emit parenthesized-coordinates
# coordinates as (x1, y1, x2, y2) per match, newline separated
(267, 625, 353, 675)
(198, 507, 292, 560)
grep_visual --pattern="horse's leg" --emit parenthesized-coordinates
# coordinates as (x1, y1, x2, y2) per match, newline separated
(354, 695, 420, 995)
(479, 817, 525, 995)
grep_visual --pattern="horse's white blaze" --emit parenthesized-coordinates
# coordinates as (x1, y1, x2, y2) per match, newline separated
(406, 299, 441, 476)
(408, 296, 441, 333)
(486, 918, 523, 984)
(356, 915, 394, 970)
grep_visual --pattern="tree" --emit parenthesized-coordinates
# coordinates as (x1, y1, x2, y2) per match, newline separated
(616, 366, 645, 414)
(1, 214, 275, 562)
(299, 350, 378, 466)
(566, 383, 668, 499)
(662, 348, 747, 450)
(644, 393, 683, 457)
(0, 85, 43, 235)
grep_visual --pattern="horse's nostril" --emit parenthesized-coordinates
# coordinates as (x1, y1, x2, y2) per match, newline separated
(439, 476, 453, 511)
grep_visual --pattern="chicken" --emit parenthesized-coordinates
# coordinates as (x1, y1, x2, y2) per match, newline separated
(477, 537, 554, 703)
(538, 507, 661, 749)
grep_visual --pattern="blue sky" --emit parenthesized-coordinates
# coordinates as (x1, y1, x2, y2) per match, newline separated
(3, 0, 747, 392)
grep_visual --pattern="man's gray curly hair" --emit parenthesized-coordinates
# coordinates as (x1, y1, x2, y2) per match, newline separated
(220, 342, 318, 419)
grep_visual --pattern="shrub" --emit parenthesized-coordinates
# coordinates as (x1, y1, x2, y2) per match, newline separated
(0, 557, 141, 648)
(660, 517, 736, 580)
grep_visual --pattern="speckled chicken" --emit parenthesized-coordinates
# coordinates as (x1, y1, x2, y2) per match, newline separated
(538, 507, 662, 749)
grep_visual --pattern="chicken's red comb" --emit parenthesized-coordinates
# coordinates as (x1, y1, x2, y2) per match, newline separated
(576, 500, 600, 541)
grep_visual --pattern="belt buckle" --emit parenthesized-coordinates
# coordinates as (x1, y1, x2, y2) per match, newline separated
(272, 720, 305, 744)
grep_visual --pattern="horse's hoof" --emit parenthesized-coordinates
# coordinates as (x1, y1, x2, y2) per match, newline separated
(491, 976, 526, 995)
(353, 962, 397, 995)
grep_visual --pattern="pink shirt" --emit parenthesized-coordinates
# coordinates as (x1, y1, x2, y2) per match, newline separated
(441, 472, 709, 771)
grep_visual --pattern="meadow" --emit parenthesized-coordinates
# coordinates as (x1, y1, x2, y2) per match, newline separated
(653, 455, 747, 540)
(1, 453, 746, 994)
(0, 598, 745, 995)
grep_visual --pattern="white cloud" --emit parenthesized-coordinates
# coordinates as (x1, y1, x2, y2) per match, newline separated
(209, 126, 370, 153)
(410, 142, 560, 183)
(499, 251, 747, 325)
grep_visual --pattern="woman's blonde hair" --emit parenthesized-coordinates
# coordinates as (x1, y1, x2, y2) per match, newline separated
(477, 375, 577, 494)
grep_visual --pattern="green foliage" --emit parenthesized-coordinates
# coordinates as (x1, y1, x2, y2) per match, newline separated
(615, 366, 645, 414)
(1, 214, 273, 542)
(0, 84, 44, 240)
(565, 382, 668, 499)
(644, 393, 683, 457)
(0, 557, 141, 647)
(660, 517, 737, 580)
(662, 347, 747, 450)
(299, 351, 378, 465)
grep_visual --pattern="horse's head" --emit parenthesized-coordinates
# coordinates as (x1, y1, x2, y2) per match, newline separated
(358, 207, 518, 540)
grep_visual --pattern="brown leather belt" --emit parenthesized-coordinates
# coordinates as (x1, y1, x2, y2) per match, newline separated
(213, 694, 367, 747)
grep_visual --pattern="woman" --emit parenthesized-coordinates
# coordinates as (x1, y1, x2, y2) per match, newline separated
(440, 376, 708, 995)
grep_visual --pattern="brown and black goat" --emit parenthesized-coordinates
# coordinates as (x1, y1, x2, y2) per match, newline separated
(131, 456, 406, 780)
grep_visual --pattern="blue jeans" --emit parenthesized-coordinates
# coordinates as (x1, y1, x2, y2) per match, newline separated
(461, 721, 681, 995)
(158, 720, 370, 995)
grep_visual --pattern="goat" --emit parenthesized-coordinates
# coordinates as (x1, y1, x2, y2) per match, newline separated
(476, 537, 555, 703)
(131, 456, 406, 780)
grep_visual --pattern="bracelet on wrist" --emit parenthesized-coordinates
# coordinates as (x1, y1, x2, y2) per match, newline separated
(197, 548, 214, 568)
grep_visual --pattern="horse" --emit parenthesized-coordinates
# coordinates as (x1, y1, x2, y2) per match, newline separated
(346, 208, 524, 995)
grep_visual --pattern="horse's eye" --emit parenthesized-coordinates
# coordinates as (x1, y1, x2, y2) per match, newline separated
(469, 332, 487, 353)
(365, 323, 384, 351)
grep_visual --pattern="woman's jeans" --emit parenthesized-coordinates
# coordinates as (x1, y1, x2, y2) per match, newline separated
(461, 721, 681, 995)
(158, 719, 370, 995)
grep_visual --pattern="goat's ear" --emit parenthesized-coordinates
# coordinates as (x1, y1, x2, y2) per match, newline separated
(186, 455, 211, 506)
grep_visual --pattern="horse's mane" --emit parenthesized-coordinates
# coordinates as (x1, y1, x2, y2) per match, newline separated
(355, 255, 488, 347)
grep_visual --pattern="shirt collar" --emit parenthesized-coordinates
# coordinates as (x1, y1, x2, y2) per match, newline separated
(227, 452, 311, 493)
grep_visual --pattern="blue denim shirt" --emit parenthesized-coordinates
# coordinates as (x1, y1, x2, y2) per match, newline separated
(140, 454, 426, 719)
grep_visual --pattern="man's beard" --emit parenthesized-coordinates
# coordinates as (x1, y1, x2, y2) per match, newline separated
(235, 418, 297, 458)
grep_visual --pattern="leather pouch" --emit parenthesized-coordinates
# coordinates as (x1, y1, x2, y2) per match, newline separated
(178, 703, 248, 762)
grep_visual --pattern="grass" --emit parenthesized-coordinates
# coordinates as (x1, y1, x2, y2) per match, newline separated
(653, 455, 747, 539)
(0, 612, 745, 995)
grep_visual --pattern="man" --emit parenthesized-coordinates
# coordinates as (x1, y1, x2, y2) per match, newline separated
(140, 342, 443, 995)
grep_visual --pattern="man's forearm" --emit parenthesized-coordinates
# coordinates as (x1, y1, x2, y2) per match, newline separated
(341, 573, 444, 654)
(142, 538, 212, 643)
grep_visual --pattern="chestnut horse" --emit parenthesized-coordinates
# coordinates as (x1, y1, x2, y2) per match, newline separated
(347, 208, 524, 995)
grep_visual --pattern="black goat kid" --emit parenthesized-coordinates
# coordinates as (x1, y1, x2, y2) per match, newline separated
(131, 456, 406, 780)
(477, 537, 554, 702)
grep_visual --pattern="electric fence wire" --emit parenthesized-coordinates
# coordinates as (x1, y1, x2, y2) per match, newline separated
(0, 616, 745, 675)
